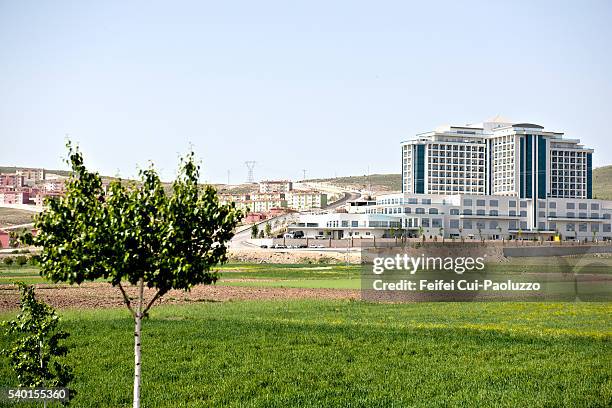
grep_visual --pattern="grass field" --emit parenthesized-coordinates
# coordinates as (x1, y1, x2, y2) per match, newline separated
(1, 262, 610, 407)
(0, 300, 610, 407)
(2, 257, 612, 288)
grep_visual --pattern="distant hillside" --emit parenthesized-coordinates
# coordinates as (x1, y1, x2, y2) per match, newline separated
(593, 165, 612, 200)
(0, 166, 72, 177)
(306, 174, 402, 192)
(310, 166, 612, 198)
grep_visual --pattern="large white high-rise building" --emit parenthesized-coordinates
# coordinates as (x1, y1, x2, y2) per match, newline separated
(402, 118, 593, 200)
(288, 118, 609, 241)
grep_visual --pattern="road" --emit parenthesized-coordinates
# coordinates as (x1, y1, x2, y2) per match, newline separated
(229, 184, 361, 249)
(230, 212, 299, 249)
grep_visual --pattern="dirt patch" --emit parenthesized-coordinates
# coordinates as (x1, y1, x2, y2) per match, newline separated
(229, 249, 360, 264)
(0, 282, 359, 312)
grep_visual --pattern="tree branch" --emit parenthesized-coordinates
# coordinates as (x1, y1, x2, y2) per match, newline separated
(143, 289, 165, 316)
(117, 282, 136, 317)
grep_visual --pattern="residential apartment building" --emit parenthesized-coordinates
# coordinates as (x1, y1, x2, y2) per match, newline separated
(286, 191, 328, 210)
(0, 189, 31, 205)
(0, 174, 24, 188)
(219, 192, 288, 214)
(259, 180, 293, 193)
(402, 118, 593, 199)
(15, 168, 45, 185)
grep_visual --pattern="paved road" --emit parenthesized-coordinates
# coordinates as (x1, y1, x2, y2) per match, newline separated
(325, 191, 360, 210)
(230, 212, 299, 249)
(229, 187, 361, 249)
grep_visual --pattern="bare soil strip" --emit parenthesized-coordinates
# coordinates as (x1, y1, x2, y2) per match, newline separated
(0, 283, 359, 312)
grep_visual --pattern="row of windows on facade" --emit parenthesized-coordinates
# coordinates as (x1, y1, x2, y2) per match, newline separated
(369, 205, 611, 220)
(551, 150, 588, 157)
(428, 167, 485, 173)
(410, 219, 611, 233)
(378, 198, 603, 211)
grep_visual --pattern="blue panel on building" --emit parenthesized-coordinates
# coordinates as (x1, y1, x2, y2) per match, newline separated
(537, 136, 547, 199)
(416, 145, 425, 194)
(520, 137, 525, 198)
(587, 153, 593, 199)
(525, 135, 532, 199)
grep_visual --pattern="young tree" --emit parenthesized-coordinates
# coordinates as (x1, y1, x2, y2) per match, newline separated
(25, 144, 243, 408)
(2, 283, 73, 403)
(438, 227, 444, 243)
(251, 223, 259, 239)
(265, 222, 272, 238)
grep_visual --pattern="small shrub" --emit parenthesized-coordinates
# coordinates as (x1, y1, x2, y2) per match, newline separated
(11, 249, 19, 254)
(318, 256, 333, 264)
(15, 255, 28, 267)
(3, 257, 14, 266)
(28, 255, 39, 266)
(19, 249, 30, 254)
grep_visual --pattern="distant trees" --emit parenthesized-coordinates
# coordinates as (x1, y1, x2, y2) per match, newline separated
(24, 144, 242, 408)
(251, 224, 259, 239)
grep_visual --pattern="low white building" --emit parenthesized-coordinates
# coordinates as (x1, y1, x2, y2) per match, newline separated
(288, 193, 612, 241)
(288, 213, 401, 239)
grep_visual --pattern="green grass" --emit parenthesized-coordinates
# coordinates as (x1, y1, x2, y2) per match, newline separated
(0, 301, 610, 407)
(2, 258, 611, 289)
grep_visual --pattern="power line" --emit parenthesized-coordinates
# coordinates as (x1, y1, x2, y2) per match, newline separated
(245, 161, 256, 183)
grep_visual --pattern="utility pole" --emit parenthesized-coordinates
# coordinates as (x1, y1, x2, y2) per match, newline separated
(227, 170, 230, 185)
(245, 161, 256, 183)
(302, 169, 307, 180)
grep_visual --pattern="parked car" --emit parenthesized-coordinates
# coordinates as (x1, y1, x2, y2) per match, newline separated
(273, 244, 287, 249)
(260, 245, 268, 249)
(283, 233, 295, 239)
(292, 231, 304, 238)
(314, 235, 326, 240)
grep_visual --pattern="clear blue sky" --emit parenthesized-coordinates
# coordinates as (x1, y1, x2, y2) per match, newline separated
(1, 0, 611, 183)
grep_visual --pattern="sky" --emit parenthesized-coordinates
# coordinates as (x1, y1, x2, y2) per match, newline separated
(1, 0, 611, 183)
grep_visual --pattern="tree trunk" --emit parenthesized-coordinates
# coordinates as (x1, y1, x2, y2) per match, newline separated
(133, 278, 144, 408)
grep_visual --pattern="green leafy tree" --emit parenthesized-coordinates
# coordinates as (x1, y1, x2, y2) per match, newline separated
(258, 229, 265, 238)
(251, 223, 259, 239)
(265, 222, 272, 238)
(24, 144, 242, 408)
(3, 257, 13, 266)
(2, 283, 73, 402)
